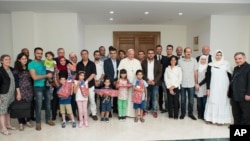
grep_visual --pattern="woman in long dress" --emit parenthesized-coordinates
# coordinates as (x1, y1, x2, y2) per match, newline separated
(204, 50, 232, 125)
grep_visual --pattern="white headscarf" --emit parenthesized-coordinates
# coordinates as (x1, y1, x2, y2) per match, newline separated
(209, 50, 232, 73)
(198, 55, 208, 72)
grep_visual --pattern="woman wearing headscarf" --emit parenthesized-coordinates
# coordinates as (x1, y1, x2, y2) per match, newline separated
(195, 55, 208, 120)
(204, 50, 232, 125)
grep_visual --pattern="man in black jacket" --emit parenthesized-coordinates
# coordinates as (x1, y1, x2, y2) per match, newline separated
(230, 52, 250, 125)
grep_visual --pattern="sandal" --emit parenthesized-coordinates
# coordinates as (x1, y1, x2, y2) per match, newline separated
(6, 126, 16, 130)
(1, 130, 11, 135)
(134, 117, 138, 123)
(19, 124, 24, 131)
(140, 118, 145, 123)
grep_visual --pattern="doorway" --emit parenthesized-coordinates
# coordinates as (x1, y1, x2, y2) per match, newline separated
(113, 31, 161, 58)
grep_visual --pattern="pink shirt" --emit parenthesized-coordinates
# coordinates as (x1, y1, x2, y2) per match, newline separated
(118, 79, 129, 100)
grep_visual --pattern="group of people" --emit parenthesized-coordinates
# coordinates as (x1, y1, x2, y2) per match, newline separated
(0, 44, 250, 136)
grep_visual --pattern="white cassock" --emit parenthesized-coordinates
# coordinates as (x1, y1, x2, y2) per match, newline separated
(118, 58, 142, 117)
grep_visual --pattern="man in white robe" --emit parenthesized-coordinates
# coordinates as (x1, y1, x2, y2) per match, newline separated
(118, 49, 142, 117)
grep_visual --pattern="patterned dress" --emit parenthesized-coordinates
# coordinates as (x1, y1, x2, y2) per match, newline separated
(0, 69, 15, 114)
(15, 70, 34, 102)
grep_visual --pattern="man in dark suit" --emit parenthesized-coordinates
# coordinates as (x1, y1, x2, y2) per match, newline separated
(230, 52, 250, 125)
(142, 49, 162, 118)
(154, 45, 167, 112)
(104, 47, 120, 114)
(196, 45, 212, 63)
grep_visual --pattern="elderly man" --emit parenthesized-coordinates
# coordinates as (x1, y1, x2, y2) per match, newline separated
(118, 49, 142, 117)
(230, 52, 250, 125)
(196, 45, 212, 63)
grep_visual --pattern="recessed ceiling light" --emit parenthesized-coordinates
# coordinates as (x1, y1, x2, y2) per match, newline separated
(178, 12, 183, 16)
(144, 11, 149, 15)
(110, 11, 114, 14)
(109, 18, 113, 21)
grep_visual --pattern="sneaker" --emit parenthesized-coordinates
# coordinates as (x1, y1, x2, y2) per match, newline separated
(35, 123, 41, 131)
(122, 116, 126, 121)
(84, 121, 89, 127)
(46, 120, 55, 126)
(78, 121, 83, 128)
(118, 117, 122, 121)
(105, 118, 109, 123)
(143, 111, 148, 116)
(152, 112, 158, 118)
(189, 115, 197, 120)
(61, 122, 66, 128)
(72, 121, 76, 128)
(100, 118, 105, 122)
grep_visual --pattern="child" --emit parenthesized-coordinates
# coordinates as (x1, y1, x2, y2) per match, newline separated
(100, 77, 112, 123)
(44, 51, 57, 87)
(57, 74, 76, 128)
(73, 71, 89, 127)
(116, 69, 131, 121)
(133, 70, 148, 123)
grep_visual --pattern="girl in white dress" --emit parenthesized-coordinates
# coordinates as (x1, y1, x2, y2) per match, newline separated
(204, 50, 232, 125)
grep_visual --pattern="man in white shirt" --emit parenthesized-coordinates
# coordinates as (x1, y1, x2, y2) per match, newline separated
(176, 46, 184, 60)
(141, 49, 162, 118)
(178, 47, 198, 120)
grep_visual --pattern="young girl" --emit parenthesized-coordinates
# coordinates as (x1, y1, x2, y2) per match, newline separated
(116, 69, 131, 121)
(133, 70, 148, 123)
(73, 71, 89, 128)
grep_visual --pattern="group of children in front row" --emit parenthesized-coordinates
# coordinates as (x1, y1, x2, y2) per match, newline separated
(55, 69, 148, 128)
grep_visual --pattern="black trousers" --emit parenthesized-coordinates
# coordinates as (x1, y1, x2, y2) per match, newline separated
(51, 88, 59, 118)
(71, 94, 77, 116)
(167, 88, 179, 118)
(158, 84, 164, 110)
(231, 99, 250, 125)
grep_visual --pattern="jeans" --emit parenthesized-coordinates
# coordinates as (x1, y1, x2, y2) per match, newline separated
(197, 96, 207, 119)
(162, 81, 168, 111)
(180, 87, 195, 116)
(146, 85, 159, 112)
(34, 86, 51, 123)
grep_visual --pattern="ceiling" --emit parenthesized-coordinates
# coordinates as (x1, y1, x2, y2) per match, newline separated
(0, 0, 250, 25)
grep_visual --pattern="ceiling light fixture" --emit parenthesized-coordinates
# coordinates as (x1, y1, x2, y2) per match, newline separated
(109, 18, 113, 21)
(178, 12, 183, 16)
(110, 11, 114, 14)
(144, 11, 149, 15)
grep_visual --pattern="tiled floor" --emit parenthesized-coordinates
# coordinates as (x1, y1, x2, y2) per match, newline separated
(0, 111, 230, 141)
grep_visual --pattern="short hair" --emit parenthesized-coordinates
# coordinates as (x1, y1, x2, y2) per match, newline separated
(168, 56, 178, 66)
(136, 69, 143, 75)
(147, 49, 154, 53)
(184, 47, 192, 53)
(166, 44, 173, 49)
(138, 50, 145, 54)
(109, 46, 117, 52)
(155, 45, 162, 48)
(99, 46, 105, 50)
(58, 71, 68, 79)
(93, 50, 100, 55)
(118, 50, 126, 54)
(0, 54, 10, 63)
(34, 47, 43, 53)
(80, 49, 89, 54)
(234, 52, 246, 57)
(45, 51, 55, 58)
(57, 48, 64, 52)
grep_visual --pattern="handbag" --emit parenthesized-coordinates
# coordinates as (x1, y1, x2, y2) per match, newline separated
(80, 81, 89, 96)
(132, 80, 144, 104)
(9, 101, 31, 118)
(57, 82, 72, 98)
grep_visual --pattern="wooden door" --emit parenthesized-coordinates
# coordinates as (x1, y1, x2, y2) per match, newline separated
(113, 32, 160, 58)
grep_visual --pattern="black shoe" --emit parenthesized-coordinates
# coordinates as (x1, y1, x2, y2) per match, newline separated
(52, 117, 56, 121)
(161, 109, 167, 113)
(30, 117, 36, 121)
(189, 115, 197, 120)
(180, 115, 185, 119)
(109, 113, 112, 118)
